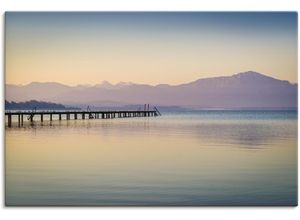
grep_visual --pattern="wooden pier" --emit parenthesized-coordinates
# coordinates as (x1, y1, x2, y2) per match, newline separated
(5, 110, 160, 127)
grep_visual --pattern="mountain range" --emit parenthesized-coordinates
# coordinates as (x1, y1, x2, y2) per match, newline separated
(5, 71, 297, 109)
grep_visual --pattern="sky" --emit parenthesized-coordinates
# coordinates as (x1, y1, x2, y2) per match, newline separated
(5, 12, 298, 85)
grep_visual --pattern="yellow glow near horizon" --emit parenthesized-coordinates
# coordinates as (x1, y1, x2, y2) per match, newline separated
(5, 12, 298, 85)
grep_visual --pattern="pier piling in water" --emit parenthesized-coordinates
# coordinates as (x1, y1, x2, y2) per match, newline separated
(5, 108, 160, 127)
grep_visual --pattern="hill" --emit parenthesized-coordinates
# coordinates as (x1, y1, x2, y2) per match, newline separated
(5, 100, 80, 110)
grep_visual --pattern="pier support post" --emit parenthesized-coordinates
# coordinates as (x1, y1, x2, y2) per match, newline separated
(21, 114, 23, 125)
(50, 114, 52, 121)
(67, 114, 70, 120)
(59, 114, 62, 120)
(8, 115, 12, 127)
(41, 114, 43, 122)
(82, 113, 85, 119)
(18, 114, 20, 127)
(75, 113, 77, 120)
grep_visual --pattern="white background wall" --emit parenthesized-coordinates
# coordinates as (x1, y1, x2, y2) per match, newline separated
(0, 0, 299, 220)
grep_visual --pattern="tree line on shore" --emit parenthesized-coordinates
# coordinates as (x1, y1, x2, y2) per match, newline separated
(5, 100, 79, 110)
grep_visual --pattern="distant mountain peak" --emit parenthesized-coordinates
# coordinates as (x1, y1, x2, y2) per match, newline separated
(28, 81, 58, 85)
(101, 80, 112, 86)
(115, 81, 135, 88)
(116, 81, 133, 86)
(237, 70, 260, 75)
(94, 81, 114, 89)
(27, 81, 70, 87)
(76, 84, 93, 88)
(232, 71, 274, 80)
(94, 81, 134, 89)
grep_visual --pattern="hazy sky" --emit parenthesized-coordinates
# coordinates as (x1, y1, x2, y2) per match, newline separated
(6, 12, 298, 85)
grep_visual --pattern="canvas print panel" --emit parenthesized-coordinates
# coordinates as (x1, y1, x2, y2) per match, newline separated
(5, 12, 297, 206)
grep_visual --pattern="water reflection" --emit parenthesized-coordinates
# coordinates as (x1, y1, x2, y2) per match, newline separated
(5, 111, 297, 205)
(7, 116, 297, 149)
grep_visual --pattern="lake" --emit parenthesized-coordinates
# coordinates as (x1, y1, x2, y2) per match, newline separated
(5, 110, 298, 206)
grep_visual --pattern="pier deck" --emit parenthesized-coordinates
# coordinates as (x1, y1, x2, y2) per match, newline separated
(5, 110, 159, 127)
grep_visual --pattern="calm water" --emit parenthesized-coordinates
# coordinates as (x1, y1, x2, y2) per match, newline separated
(5, 110, 298, 206)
